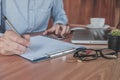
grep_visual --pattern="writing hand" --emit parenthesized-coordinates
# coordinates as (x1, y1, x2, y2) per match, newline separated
(0, 30, 30, 55)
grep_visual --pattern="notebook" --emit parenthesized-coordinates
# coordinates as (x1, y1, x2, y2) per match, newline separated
(20, 35, 85, 62)
(71, 27, 109, 44)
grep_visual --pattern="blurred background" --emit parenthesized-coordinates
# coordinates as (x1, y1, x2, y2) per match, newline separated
(63, 0, 120, 29)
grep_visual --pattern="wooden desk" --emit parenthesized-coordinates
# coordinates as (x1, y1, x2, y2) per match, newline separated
(0, 34, 120, 80)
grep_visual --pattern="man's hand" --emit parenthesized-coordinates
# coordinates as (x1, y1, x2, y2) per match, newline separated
(0, 30, 30, 55)
(43, 24, 70, 37)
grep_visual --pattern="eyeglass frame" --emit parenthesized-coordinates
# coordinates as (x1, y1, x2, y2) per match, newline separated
(73, 48, 119, 61)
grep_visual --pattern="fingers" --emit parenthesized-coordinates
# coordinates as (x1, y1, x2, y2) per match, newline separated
(61, 25, 67, 36)
(43, 24, 70, 36)
(43, 27, 55, 35)
(66, 25, 70, 33)
(23, 34, 30, 41)
(0, 37, 26, 55)
(0, 30, 29, 55)
(55, 25, 60, 35)
(56, 25, 70, 36)
(22, 34, 30, 46)
(4, 30, 30, 47)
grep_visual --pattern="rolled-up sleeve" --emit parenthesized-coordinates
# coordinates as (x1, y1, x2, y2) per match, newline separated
(0, 33, 3, 36)
(0, 0, 4, 33)
(52, 0, 68, 25)
(0, 0, 1, 26)
(0, 0, 2, 34)
(0, 0, 5, 33)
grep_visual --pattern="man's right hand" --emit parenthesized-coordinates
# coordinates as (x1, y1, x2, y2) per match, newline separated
(0, 30, 30, 55)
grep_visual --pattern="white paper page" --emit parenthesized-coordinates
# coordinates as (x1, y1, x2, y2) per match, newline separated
(20, 36, 83, 61)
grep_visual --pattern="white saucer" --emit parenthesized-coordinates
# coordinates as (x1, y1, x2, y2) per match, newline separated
(86, 24, 110, 29)
(70, 27, 85, 31)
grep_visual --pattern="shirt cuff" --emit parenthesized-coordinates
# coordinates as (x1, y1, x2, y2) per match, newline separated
(54, 21, 67, 25)
(0, 33, 3, 36)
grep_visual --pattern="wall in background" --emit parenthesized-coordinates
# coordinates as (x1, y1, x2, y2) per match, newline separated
(115, 0, 120, 28)
(63, 0, 116, 27)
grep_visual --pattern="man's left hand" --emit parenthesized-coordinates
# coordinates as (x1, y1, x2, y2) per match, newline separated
(43, 24, 70, 36)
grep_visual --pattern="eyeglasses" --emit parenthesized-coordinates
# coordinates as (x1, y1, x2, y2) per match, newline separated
(73, 48, 118, 61)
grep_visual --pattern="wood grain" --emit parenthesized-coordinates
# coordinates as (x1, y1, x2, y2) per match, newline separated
(0, 34, 120, 80)
(0, 53, 120, 80)
(63, 0, 116, 27)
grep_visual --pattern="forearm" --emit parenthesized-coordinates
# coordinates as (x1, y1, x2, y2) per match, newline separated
(52, 0, 68, 25)
(53, 15, 68, 25)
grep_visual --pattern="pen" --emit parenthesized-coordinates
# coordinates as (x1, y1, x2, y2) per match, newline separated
(2, 16, 23, 38)
(2, 16, 30, 48)
(49, 48, 75, 58)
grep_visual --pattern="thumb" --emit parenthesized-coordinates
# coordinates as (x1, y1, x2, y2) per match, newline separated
(43, 28, 53, 35)
(23, 34, 30, 41)
(22, 34, 30, 46)
(43, 30, 48, 35)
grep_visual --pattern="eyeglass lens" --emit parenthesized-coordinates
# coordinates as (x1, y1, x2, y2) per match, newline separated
(74, 48, 118, 61)
(101, 49, 118, 59)
(76, 50, 98, 61)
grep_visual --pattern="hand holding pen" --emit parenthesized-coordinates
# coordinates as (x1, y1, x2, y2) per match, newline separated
(0, 16, 30, 55)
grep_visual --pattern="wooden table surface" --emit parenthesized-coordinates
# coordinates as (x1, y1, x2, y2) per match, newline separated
(0, 34, 120, 80)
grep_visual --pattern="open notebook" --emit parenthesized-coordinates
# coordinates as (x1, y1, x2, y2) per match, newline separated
(20, 35, 85, 62)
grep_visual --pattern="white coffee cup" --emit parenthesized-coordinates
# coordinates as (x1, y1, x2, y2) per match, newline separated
(90, 18, 105, 28)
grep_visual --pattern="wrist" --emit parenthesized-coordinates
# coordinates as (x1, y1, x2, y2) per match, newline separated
(55, 23, 69, 26)
(55, 23, 63, 25)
